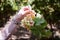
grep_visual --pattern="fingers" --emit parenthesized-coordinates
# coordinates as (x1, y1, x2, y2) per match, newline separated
(18, 8, 30, 15)
(18, 6, 32, 15)
(23, 7, 30, 11)
(30, 10, 36, 14)
(24, 10, 30, 14)
(22, 6, 31, 11)
(23, 10, 36, 16)
(18, 6, 36, 19)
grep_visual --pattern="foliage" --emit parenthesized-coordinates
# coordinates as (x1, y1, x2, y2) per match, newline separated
(31, 0, 60, 23)
(30, 16, 51, 40)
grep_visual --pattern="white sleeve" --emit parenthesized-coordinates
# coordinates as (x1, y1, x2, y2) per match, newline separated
(0, 13, 22, 40)
(0, 31, 5, 40)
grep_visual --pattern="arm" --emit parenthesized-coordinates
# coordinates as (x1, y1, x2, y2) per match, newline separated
(0, 6, 32, 40)
(0, 13, 23, 40)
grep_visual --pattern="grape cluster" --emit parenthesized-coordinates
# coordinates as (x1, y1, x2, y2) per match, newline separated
(20, 14, 35, 30)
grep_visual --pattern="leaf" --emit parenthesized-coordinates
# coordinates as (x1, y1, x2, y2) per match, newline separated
(30, 24, 42, 36)
(30, 17, 48, 38)
(41, 30, 52, 38)
(34, 17, 45, 26)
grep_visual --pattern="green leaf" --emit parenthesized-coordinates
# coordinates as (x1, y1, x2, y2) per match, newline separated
(41, 30, 52, 38)
(34, 17, 45, 26)
(30, 16, 48, 38)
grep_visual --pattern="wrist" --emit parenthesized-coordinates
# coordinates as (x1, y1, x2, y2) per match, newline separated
(12, 13, 22, 22)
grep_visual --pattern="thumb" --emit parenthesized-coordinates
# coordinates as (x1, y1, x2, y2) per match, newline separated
(18, 6, 31, 15)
